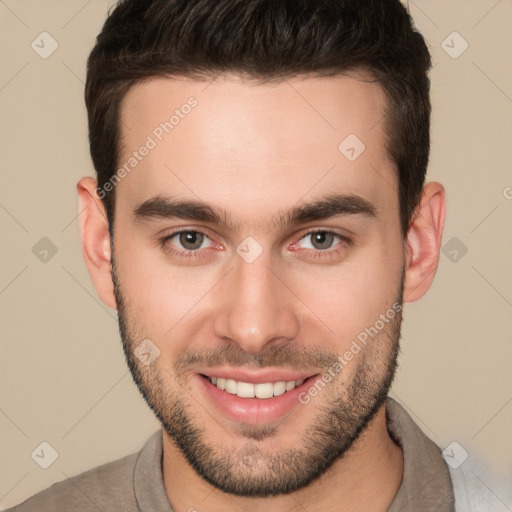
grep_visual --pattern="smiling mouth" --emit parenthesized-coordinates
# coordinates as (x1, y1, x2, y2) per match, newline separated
(200, 375, 315, 399)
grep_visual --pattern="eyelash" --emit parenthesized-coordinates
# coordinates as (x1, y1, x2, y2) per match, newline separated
(159, 229, 351, 260)
(298, 230, 351, 260)
(159, 231, 211, 260)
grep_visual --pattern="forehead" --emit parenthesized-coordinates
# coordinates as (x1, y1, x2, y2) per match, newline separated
(117, 73, 397, 230)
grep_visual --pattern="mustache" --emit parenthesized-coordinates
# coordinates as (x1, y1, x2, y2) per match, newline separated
(174, 344, 340, 374)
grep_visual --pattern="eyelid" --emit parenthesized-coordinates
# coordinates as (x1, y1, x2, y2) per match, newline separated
(159, 228, 220, 257)
(289, 228, 351, 251)
(160, 226, 217, 243)
(296, 226, 351, 242)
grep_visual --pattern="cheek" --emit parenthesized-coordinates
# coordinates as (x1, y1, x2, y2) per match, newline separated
(294, 242, 403, 348)
(114, 235, 221, 338)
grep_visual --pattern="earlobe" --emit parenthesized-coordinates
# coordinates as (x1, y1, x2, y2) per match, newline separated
(403, 182, 446, 303)
(77, 177, 117, 309)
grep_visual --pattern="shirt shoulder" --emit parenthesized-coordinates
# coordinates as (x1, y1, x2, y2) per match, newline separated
(5, 451, 139, 512)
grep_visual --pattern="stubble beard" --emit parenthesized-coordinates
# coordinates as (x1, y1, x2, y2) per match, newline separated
(112, 256, 404, 497)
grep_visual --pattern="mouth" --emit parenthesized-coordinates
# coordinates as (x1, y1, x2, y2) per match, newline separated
(196, 370, 320, 424)
(202, 375, 307, 399)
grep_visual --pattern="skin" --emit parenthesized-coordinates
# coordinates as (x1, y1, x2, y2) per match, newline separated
(78, 73, 445, 512)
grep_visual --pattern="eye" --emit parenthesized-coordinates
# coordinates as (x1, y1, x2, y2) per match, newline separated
(298, 231, 344, 251)
(164, 230, 213, 252)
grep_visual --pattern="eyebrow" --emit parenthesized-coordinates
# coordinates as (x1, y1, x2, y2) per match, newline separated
(133, 193, 377, 231)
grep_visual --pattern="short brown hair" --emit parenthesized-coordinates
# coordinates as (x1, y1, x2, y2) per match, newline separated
(85, 0, 432, 236)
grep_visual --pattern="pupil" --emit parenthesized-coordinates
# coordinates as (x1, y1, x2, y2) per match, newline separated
(180, 231, 203, 250)
(312, 232, 333, 250)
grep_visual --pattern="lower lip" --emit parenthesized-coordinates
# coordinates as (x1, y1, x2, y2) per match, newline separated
(196, 374, 319, 425)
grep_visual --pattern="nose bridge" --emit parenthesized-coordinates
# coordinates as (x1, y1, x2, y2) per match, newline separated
(213, 252, 299, 353)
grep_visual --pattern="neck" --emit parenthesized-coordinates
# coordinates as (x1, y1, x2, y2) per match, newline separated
(162, 403, 403, 512)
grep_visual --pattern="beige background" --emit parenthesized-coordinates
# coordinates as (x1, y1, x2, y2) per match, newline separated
(1, 0, 511, 509)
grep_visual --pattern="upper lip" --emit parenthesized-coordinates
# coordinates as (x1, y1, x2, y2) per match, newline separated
(197, 367, 317, 384)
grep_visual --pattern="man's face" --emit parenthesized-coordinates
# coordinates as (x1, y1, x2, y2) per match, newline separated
(111, 73, 406, 496)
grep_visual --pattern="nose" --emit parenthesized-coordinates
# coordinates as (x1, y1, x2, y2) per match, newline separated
(212, 252, 300, 354)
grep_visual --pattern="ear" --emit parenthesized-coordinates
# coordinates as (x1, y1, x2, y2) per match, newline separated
(77, 177, 117, 309)
(403, 182, 446, 303)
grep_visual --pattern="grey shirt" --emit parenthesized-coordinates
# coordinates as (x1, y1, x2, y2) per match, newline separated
(6, 398, 457, 511)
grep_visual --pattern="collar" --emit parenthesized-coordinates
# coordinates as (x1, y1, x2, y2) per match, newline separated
(386, 397, 455, 511)
(133, 397, 455, 511)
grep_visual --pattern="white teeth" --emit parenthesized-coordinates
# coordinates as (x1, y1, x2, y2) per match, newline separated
(208, 376, 307, 399)
(237, 381, 255, 398)
(255, 383, 274, 399)
(225, 379, 237, 394)
(273, 381, 286, 396)
(285, 380, 296, 391)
